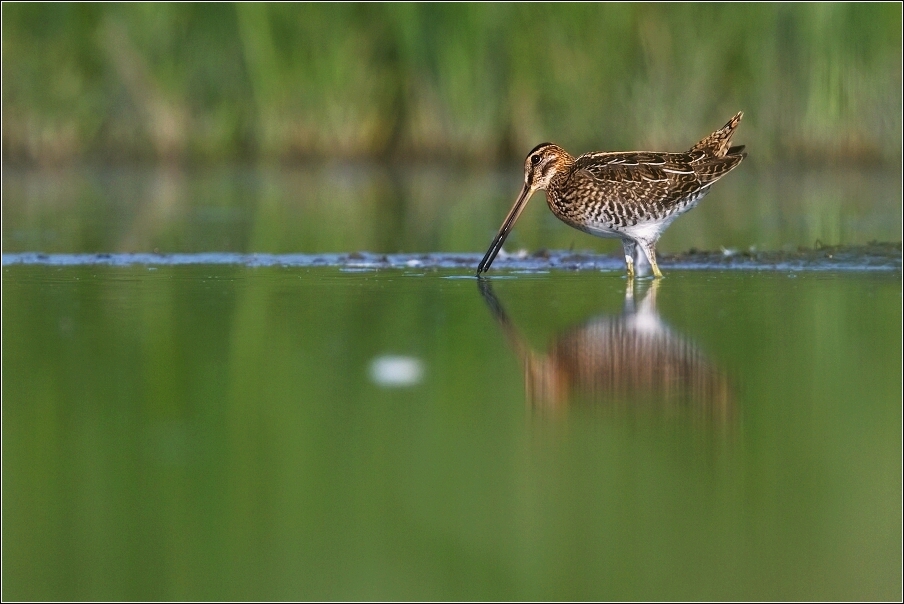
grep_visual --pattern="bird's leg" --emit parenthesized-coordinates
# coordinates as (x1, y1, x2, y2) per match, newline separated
(640, 241, 663, 278)
(621, 239, 637, 279)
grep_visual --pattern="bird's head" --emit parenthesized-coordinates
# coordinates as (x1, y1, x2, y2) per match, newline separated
(522, 143, 573, 191)
(476, 143, 574, 274)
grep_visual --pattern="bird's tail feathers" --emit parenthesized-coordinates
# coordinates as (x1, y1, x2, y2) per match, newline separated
(688, 112, 744, 158)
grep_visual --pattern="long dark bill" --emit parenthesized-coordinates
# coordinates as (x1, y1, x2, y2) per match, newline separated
(476, 183, 533, 275)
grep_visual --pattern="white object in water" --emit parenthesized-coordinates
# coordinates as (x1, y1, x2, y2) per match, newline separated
(369, 355, 424, 387)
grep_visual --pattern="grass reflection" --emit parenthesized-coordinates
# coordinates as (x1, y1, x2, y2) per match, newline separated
(2, 268, 900, 600)
(2, 165, 901, 256)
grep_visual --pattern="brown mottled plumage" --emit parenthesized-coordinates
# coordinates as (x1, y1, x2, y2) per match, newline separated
(478, 279, 733, 419)
(477, 112, 747, 278)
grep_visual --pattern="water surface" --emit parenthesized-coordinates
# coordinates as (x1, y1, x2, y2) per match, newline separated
(3, 165, 901, 255)
(3, 265, 900, 600)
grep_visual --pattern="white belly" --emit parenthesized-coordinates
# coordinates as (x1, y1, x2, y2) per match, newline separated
(575, 214, 678, 244)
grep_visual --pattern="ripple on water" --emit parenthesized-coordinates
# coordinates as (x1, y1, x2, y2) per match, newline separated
(1, 244, 900, 272)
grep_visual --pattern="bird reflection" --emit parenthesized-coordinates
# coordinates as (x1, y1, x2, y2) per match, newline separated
(478, 279, 733, 421)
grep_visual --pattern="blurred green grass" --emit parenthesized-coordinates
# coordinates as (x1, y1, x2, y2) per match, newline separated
(2, 3, 901, 165)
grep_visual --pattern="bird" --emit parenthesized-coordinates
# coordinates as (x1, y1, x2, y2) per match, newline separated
(476, 112, 747, 278)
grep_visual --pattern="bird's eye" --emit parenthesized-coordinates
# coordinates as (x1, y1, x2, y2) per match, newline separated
(530, 155, 540, 165)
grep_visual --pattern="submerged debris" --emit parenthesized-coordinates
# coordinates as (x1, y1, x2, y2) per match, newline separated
(3, 243, 901, 271)
(659, 241, 901, 271)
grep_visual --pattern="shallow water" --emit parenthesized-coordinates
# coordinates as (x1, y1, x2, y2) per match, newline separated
(2, 165, 901, 255)
(2, 264, 900, 600)
(3, 243, 902, 272)
(2, 164, 902, 598)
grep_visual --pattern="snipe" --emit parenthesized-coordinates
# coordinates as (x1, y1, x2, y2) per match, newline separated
(476, 112, 747, 278)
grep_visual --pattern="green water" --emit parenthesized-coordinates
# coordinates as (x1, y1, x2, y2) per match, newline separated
(2, 266, 900, 600)
(3, 166, 901, 256)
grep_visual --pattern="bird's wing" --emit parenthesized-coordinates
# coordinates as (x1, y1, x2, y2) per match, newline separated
(568, 152, 703, 209)
(691, 153, 746, 185)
